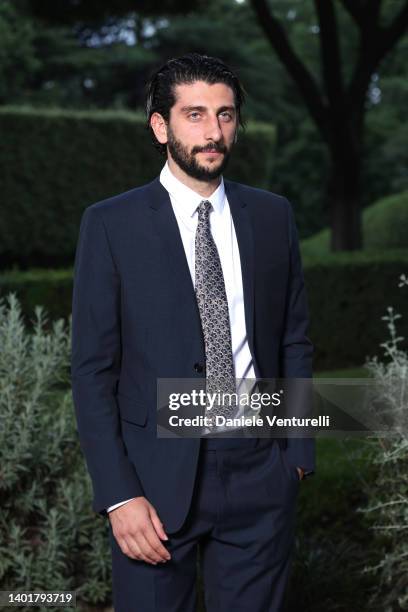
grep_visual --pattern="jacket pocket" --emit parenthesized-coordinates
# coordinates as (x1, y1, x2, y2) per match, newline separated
(279, 446, 300, 484)
(116, 392, 148, 426)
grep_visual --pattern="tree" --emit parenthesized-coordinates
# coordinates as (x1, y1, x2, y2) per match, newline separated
(8, 0, 408, 247)
(0, 2, 40, 102)
(250, 0, 408, 250)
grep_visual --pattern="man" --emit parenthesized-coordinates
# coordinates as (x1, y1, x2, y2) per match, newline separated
(71, 53, 315, 612)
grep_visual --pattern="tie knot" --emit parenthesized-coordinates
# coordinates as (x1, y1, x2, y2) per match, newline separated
(197, 199, 212, 221)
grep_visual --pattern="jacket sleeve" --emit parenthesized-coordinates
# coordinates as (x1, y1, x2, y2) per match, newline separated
(280, 198, 315, 475)
(71, 206, 145, 515)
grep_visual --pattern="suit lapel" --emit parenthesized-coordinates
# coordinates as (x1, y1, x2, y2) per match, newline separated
(146, 177, 256, 368)
(147, 178, 203, 335)
(224, 180, 256, 360)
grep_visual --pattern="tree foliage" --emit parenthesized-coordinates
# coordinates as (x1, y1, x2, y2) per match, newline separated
(0, 0, 406, 245)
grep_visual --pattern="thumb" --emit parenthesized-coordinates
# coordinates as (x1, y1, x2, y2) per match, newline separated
(149, 505, 169, 541)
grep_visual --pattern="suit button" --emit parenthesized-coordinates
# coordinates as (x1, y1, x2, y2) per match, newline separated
(194, 362, 204, 373)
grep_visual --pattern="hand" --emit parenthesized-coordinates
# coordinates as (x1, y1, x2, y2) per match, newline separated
(296, 466, 305, 480)
(109, 496, 171, 565)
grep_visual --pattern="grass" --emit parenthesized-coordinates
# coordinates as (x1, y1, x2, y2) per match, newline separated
(315, 366, 369, 378)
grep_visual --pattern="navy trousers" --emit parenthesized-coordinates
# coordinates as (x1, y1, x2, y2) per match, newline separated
(108, 438, 300, 611)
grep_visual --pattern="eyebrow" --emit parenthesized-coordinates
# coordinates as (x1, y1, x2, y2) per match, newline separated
(180, 105, 236, 114)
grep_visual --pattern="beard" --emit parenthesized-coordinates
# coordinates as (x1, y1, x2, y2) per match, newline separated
(166, 125, 233, 181)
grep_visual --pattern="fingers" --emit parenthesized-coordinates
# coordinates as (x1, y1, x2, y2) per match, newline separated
(122, 526, 171, 564)
(132, 529, 171, 565)
(149, 505, 168, 542)
(110, 498, 172, 565)
(116, 535, 139, 561)
(143, 517, 171, 560)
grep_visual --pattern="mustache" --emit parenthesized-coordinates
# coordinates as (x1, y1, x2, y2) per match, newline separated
(192, 143, 228, 154)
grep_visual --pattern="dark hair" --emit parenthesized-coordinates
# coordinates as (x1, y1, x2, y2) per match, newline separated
(145, 53, 246, 156)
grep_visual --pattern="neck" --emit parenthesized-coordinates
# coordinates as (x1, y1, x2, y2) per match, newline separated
(167, 157, 221, 198)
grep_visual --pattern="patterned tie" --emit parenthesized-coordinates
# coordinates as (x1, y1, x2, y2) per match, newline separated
(195, 200, 237, 428)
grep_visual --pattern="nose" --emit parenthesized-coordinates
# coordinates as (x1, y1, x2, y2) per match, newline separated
(204, 115, 222, 142)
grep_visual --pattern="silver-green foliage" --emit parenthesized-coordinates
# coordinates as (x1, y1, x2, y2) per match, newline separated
(0, 293, 111, 610)
(360, 273, 408, 611)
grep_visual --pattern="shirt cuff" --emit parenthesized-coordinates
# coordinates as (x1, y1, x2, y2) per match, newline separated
(107, 497, 137, 513)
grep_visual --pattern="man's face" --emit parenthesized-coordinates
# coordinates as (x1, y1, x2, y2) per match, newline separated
(165, 81, 238, 181)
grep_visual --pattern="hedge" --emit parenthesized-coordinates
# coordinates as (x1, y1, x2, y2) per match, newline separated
(364, 190, 408, 250)
(301, 190, 408, 258)
(0, 106, 276, 269)
(304, 249, 408, 370)
(1, 250, 407, 371)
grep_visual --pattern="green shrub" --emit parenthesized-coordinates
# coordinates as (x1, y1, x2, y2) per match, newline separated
(0, 106, 276, 270)
(304, 249, 408, 370)
(301, 190, 408, 258)
(363, 191, 408, 250)
(2, 251, 408, 371)
(301, 227, 330, 259)
(0, 268, 73, 326)
(0, 293, 112, 610)
(358, 273, 408, 610)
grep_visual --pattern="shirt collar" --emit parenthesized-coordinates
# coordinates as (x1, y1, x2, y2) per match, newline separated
(159, 161, 226, 218)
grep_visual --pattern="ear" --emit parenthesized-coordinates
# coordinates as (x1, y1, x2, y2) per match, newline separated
(150, 112, 168, 145)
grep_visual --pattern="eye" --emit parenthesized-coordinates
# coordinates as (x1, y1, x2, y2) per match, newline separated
(189, 112, 201, 120)
(219, 112, 233, 121)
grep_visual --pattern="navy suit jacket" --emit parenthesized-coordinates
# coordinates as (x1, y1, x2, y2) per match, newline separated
(71, 176, 315, 533)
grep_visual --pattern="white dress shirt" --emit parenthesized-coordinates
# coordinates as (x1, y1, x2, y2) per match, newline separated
(107, 162, 256, 512)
